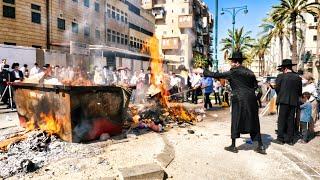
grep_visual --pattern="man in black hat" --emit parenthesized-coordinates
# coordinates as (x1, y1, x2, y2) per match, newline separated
(203, 51, 266, 154)
(273, 59, 302, 145)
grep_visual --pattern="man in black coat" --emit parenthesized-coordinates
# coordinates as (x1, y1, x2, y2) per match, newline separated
(10, 63, 24, 82)
(203, 51, 266, 154)
(273, 59, 302, 145)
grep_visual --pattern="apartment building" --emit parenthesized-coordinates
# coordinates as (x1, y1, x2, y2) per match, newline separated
(142, 0, 213, 69)
(0, 0, 105, 50)
(0, 0, 155, 70)
(0, 0, 47, 48)
(105, 0, 155, 70)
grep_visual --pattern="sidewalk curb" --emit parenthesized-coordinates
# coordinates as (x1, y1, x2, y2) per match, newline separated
(119, 163, 165, 180)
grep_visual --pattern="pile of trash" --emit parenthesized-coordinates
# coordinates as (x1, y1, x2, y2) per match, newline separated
(127, 103, 205, 133)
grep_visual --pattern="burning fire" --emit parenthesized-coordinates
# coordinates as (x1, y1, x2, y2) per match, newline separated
(25, 113, 62, 135)
(146, 36, 170, 107)
(39, 113, 62, 135)
(141, 36, 196, 123)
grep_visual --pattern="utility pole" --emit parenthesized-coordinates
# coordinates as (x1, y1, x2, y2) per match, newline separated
(214, 0, 218, 71)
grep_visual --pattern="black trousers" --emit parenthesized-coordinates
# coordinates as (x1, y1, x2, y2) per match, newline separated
(204, 93, 212, 109)
(257, 93, 262, 108)
(214, 92, 221, 104)
(224, 92, 230, 106)
(191, 89, 198, 104)
(277, 104, 296, 142)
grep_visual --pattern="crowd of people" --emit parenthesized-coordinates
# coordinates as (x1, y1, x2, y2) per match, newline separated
(1, 54, 318, 149)
(270, 59, 319, 145)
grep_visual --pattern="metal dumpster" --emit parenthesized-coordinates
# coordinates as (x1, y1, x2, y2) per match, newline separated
(12, 83, 131, 142)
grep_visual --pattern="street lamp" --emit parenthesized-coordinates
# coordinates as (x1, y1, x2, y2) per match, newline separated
(221, 5, 248, 51)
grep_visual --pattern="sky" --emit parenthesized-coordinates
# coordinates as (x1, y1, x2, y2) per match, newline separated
(203, 0, 280, 65)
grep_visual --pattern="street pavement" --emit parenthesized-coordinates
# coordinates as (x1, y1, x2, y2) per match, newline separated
(0, 103, 320, 179)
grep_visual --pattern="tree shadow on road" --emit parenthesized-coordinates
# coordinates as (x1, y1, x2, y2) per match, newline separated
(237, 134, 272, 151)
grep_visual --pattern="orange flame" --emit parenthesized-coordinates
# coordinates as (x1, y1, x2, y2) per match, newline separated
(39, 113, 62, 135)
(145, 36, 170, 107)
(141, 36, 196, 123)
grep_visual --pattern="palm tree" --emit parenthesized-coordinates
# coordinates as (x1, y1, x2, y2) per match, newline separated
(250, 36, 270, 76)
(272, 0, 320, 66)
(221, 27, 254, 56)
(259, 14, 286, 61)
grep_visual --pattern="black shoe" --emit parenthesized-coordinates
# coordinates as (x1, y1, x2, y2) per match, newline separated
(255, 145, 267, 155)
(287, 141, 294, 146)
(224, 145, 238, 153)
(272, 139, 284, 145)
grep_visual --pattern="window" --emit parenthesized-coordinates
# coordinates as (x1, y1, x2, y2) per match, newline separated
(94, 2, 99, 12)
(121, 11, 124, 22)
(107, 29, 111, 41)
(95, 29, 100, 39)
(127, 1, 140, 16)
(84, 26, 90, 37)
(125, 35, 128, 45)
(121, 34, 124, 44)
(112, 7, 116, 19)
(4, 42, 16, 46)
(3, 4, 15, 19)
(31, 4, 41, 24)
(72, 22, 79, 33)
(182, 8, 185, 13)
(172, 19, 174, 23)
(125, 13, 128, 24)
(134, 38, 137, 48)
(31, 4, 40, 11)
(112, 31, 116, 42)
(31, 12, 41, 24)
(72, 0, 78, 2)
(313, 35, 317, 41)
(84, 0, 89, 7)
(3, 0, 14, 4)
(130, 37, 133, 47)
(315, 16, 318, 23)
(57, 18, 65, 30)
(32, 45, 41, 49)
(117, 32, 120, 43)
(107, 5, 111, 18)
(116, 9, 120, 21)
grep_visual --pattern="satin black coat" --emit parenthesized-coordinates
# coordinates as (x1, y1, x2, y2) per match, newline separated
(204, 66, 261, 138)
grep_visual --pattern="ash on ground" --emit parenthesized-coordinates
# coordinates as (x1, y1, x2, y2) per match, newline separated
(0, 130, 104, 179)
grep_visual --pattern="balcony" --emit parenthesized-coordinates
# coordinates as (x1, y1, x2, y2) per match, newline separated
(178, 15, 193, 28)
(142, 0, 153, 10)
(202, 28, 208, 35)
(152, 7, 165, 19)
(153, 0, 166, 7)
(162, 37, 180, 50)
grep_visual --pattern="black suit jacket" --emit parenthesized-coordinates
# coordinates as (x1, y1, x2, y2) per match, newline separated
(275, 72, 302, 106)
(10, 70, 24, 82)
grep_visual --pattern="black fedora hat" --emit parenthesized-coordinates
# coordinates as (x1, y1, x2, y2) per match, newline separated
(278, 59, 297, 67)
(228, 51, 247, 62)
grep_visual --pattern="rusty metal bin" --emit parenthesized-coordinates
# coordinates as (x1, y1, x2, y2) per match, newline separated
(12, 83, 131, 142)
